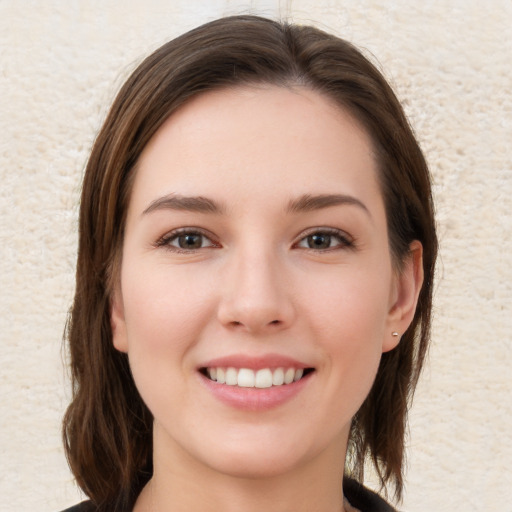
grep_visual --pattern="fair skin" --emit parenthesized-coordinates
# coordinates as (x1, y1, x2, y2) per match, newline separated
(111, 85, 423, 512)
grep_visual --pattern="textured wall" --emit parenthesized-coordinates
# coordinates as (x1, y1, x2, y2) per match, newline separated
(1, 1, 510, 511)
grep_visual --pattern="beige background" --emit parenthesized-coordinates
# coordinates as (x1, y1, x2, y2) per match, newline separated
(1, 1, 511, 511)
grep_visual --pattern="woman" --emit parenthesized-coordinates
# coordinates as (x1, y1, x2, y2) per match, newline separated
(62, 15, 437, 512)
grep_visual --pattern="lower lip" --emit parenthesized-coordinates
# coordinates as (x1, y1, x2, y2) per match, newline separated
(199, 372, 313, 411)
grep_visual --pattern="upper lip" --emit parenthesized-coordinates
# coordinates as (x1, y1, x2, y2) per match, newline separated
(199, 353, 312, 370)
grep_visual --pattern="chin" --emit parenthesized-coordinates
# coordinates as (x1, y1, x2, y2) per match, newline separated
(193, 428, 324, 481)
(207, 451, 304, 480)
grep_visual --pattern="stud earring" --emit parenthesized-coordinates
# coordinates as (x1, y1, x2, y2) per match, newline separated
(392, 332, 399, 337)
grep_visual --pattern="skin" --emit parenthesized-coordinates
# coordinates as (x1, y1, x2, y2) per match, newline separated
(111, 85, 423, 512)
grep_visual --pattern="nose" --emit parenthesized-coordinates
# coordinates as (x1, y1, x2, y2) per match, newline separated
(216, 247, 295, 334)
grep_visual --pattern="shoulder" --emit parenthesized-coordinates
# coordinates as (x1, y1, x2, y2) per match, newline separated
(59, 501, 96, 512)
(344, 477, 397, 512)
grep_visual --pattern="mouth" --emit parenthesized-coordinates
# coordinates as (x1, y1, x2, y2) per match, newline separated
(200, 366, 315, 388)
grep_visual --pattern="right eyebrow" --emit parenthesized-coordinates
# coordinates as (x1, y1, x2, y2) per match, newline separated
(142, 194, 225, 216)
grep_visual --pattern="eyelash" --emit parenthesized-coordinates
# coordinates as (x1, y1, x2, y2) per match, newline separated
(154, 227, 354, 253)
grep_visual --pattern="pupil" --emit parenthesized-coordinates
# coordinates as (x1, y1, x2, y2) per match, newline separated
(179, 234, 202, 249)
(309, 234, 330, 249)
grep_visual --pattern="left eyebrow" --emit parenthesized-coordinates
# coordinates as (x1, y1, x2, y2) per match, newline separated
(287, 193, 371, 218)
(142, 194, 225, 216)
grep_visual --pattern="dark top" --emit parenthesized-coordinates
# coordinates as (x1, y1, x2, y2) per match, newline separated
(343, 477, 397, 511)
(60, 478, 396, 512)
(60, 502, 96, 512)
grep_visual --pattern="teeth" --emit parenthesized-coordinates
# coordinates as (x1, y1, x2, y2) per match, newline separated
(272, 367, 284, 386)
(216, 368, 226, 384)
(238, 368, 255, 387)
(255, 369, 272, 388)
(284, 368, 295, 384)
(205, 367, 308, 388)
(225, 367, 238, 386)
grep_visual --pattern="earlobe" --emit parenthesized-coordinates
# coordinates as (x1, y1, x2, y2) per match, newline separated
(383, 240, 424, 352)
(110, 287, 129, 353)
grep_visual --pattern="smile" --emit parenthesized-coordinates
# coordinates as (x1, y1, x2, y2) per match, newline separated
(202, 367, 314, 388)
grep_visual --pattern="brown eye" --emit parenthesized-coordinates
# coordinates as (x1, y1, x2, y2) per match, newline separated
(296, 229, 353, 251)
(157, 230, 217, 251)
(176, 233, 204, 249)
(306, 233, 332, 249)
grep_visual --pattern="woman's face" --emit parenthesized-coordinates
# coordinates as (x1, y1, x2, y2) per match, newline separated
(111, 85, 419, 480)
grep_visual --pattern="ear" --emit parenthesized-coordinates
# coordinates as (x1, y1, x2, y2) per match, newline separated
(110, 285, 129, 353)
(383, 240, 424, 352)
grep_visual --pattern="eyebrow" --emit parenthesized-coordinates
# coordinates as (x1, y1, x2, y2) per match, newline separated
(287, 193, 371, 217)
(142, 193, 370, 218)
(142, 194, 225, 216)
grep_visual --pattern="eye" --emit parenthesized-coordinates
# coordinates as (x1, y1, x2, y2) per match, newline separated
(296, 229, 353, 251)
(156, 229, 218, 252)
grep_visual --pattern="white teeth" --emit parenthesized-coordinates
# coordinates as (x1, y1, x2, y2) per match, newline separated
(205, 366, 308, 387)
(225, 367, 238, 386)
(238, 368, 255, 388)
(216, 368, 226, 384)
(272, 367, 284, 386)
(284, 368, 295, 385)
(255, 369, 273, 388)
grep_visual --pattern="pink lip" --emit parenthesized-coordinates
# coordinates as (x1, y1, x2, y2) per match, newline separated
(197, 353, 315, 411)
(199, 353, 310, 371)
(199, 372, 313, 411)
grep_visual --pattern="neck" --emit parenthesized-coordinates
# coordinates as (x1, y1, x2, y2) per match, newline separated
(134, 427, 349, 512)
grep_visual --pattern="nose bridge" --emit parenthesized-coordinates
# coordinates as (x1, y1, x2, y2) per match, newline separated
(217, 240, 293, 332)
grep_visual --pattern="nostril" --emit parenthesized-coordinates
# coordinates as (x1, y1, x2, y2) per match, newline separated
(228, 319, 281, 329)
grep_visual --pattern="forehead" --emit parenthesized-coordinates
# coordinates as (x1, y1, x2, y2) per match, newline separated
(131, 85, 382, 216)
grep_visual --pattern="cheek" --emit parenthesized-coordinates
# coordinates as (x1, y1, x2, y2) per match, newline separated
(300, 266, 391, 390)
(304, 265, 391, 341)
(120, 260, 216, 356)
(118, 264, 211, 416)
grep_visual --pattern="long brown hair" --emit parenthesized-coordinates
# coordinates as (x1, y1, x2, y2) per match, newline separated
(63, 15, 437, 510)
